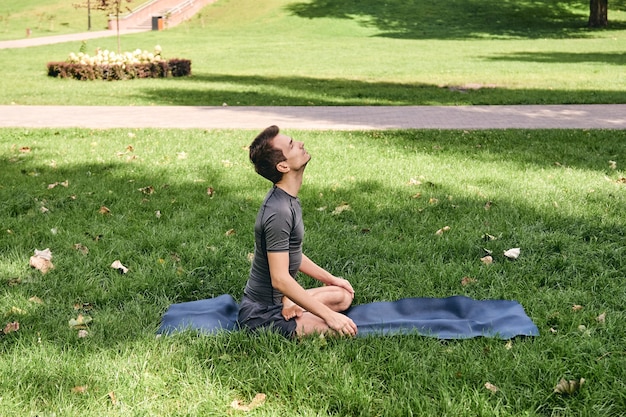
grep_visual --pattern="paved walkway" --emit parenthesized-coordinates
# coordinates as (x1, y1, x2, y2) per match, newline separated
(1, 31, 625, 130)
(0, 29, 149, 49)
(1, 105, 625, 130)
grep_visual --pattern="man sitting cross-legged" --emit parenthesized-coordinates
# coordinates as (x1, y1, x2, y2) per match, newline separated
(238, 125, 357, 338)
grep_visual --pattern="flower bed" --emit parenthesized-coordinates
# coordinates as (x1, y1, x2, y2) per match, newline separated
(47, 46, 191, 80)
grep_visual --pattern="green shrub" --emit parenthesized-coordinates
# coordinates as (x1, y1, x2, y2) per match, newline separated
(46, 47, 190, 80)
(168, 58, 192, 77)
(46, 59, 190, 80)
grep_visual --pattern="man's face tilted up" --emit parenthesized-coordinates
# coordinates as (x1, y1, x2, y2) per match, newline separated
(273, 133, 311, 173)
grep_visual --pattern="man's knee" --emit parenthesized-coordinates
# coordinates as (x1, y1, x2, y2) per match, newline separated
(333, 286, 353, 311)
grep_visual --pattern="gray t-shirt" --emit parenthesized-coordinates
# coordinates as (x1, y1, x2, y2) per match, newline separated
(244, 186, 303, 305)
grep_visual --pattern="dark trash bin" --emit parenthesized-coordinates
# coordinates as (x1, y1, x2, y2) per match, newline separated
(152, 16, 164, 31)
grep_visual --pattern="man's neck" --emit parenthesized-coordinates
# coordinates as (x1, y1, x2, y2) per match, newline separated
(275, 173, 303, 197)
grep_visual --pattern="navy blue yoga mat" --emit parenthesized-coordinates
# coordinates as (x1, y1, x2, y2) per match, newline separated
(158, 295, 539, 339)
(159, 294, 240, 335)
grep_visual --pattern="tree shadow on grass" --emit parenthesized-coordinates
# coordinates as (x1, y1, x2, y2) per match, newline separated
(285, 0, 626, 40)
(485, 51, 626, 65)
(0, 150, 258, 349)
(2, 129, 625, 415)
(140, 73, 626, 106)
(0, 128, 624, 352)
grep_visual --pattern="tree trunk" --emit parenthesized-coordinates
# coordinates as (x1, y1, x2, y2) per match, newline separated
(116, 3, 121, 53)
(588, 0, 608, 28)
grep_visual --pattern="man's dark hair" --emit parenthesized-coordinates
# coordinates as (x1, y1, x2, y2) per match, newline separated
(249, 125, 286, 184)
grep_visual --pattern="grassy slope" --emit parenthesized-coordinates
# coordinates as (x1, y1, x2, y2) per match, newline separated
(0, 0, 625, 105)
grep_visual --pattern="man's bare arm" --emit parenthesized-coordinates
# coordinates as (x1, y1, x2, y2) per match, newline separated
(268, 252, 356, 336)
(299, 254, 355, 297)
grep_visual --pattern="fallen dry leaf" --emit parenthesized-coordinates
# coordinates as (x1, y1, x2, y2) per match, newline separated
(87, 233, 103, 242)
(73, 243, 89, 255)
(225, 229, 236, 236)
(554, 378, 585, 395)
(2, 321, 19, 334)
(503, 248, 521, 260)
(77, 329, 89, 338)
(331, 203, 351, 215)
(69, 314, 92, 329)
(71, 385, 88, 394)
(138, 186, 155, 195)
(608, 160, 617, 170)
(435, 226, 451, 235)
(461, 276, 477, 286)
(29, 296, 44, 304)
(74, 302, 94, 311)
(428, 197, 439, 204)
(484, 201, 493, 210)
(505, 340, 513, 350)
(110, 260, 129, 274)
(596, 312, 606, 324)
(108, 391, 118, 406)
(99, 206, 111, 215)
(572, 304, 583, 312)
(484, 382, 499, 393)
(231, 393, 266, 412)
(8, 306, 26, 315)
(29, 248, 54, 274)
(480, 255, 493, 265)
(48, 180, 69, 189)
(207, 187, 215, 197)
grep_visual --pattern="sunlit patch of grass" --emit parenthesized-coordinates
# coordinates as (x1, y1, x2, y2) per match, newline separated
(1, 127, 625, 415)
(1, 0, 625, 105)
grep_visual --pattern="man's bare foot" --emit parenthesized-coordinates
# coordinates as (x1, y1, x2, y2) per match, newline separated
(282, 296, 305, 320)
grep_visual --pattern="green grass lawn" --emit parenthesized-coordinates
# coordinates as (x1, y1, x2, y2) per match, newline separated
(0, 0, 111, 40)
(0, 0, 625, 105)
(1, 1, 625, 415)
(1, 128, 625, 416)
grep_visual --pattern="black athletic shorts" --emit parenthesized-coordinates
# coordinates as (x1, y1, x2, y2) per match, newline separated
(238, 296, 297, 338)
